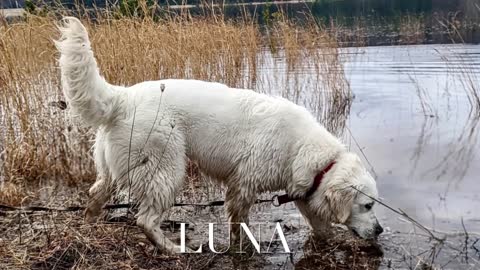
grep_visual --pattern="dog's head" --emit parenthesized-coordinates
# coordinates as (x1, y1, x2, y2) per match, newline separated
(294, 152, 383, 239)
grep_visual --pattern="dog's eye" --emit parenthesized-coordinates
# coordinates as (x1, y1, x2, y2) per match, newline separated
(365, 203, 374, 210)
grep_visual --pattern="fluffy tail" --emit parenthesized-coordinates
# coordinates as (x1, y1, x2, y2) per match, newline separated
(55, 17, 121, 127)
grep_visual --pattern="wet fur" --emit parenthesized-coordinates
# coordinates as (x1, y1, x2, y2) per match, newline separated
(56, 17, 380, 253)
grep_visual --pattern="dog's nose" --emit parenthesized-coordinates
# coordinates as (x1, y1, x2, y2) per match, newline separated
(375, 224, 384, 236)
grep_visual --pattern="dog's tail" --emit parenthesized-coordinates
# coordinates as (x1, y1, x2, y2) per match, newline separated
(55, 17, 121, 127)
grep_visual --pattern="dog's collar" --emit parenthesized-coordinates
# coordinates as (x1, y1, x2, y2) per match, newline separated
(274, 161, 336, 206)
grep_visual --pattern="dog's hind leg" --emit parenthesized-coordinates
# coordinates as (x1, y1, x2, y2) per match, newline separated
(85, 175, 112, 223)
(137, 207, 188, 253)
(85, 135, 113, 223)
(134, 135, 191, 254)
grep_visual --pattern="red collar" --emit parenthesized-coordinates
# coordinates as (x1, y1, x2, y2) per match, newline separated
(274, 161, 336, 206)
(304, 161, 336, 198)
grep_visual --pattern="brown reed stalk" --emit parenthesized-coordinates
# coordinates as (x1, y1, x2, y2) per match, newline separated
(0, 9, 351, 189)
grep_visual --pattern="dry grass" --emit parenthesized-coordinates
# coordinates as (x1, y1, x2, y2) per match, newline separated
(0, 182, 29, 205)
(0, 203, 384, 269)
(398, 14, 426, 45)
(0, 11, 351, 189)
(0, 16, 92, 184)
(0, 210, 267, 269)
(296, 232, 383, 270)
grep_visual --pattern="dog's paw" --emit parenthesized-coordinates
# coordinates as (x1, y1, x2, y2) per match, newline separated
(177, 245, 195, 254)
(84, 208, 100, 223)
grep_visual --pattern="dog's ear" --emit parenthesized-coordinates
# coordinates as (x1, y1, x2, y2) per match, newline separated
(317, 182, 358, 224)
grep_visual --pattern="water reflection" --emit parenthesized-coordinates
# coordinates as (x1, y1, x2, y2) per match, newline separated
(343, 44, 480, 269)
(342, 44, 480, 232)
(253, 43, 480, 268)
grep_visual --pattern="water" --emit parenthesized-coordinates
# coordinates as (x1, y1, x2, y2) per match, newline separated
(340, 44, 480, 268)
(336, 44, 480, 269)
(239, 44, 480, 269)
(345, 44, 480, 234)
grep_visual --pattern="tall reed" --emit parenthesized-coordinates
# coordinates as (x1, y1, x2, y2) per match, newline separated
(0, 9, 351, 187)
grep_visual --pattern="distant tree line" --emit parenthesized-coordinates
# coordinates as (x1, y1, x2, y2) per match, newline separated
(0, 0, 478, 10)
(311, 0, 480, 18)
(2, 0, 480, 18)
(1, 0, 26, 9)
(312, 0, 432, 17)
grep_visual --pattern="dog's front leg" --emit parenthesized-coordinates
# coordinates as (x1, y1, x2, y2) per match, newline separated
(225, 188, 255, 250)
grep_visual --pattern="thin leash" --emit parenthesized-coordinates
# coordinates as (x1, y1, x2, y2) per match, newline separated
(0, 161, 338, 214)
(0, 197, 281, 214)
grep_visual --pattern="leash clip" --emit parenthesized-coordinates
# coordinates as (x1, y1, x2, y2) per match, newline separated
(272, 195, 281, 207)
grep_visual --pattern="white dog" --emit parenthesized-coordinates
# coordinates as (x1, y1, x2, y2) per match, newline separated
(56, 17, 383, 253)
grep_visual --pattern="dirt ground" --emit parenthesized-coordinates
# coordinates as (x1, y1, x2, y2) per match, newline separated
(0, 178, 390, 270)
(0, 172, 478, 270)
(0, 212, 384, 269)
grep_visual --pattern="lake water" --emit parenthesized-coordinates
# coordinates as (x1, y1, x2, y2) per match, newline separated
(235, 44, 480, 269)
(345, 44, 480, 234)
(343, 44, 480, 268)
